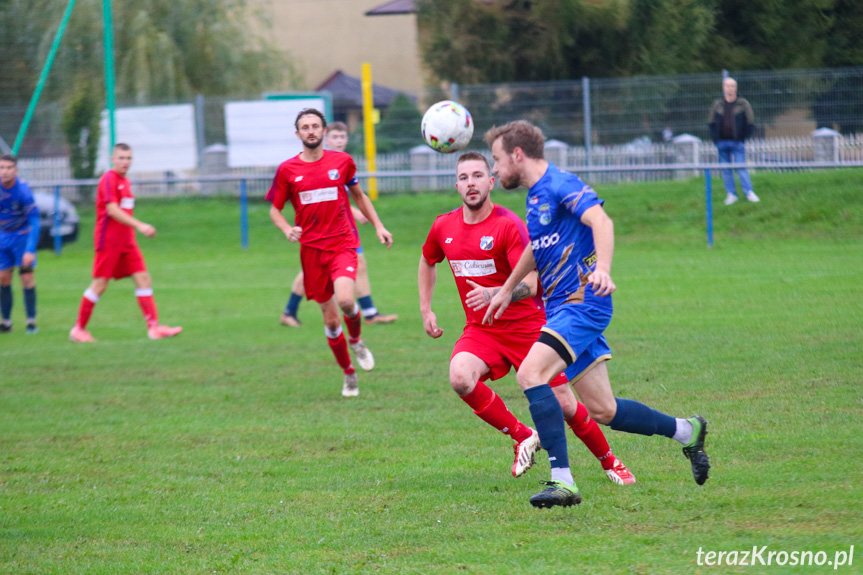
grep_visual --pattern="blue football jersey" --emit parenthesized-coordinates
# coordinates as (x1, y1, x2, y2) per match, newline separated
(525, 163, 611, 313)
(0, 177, 40, 253)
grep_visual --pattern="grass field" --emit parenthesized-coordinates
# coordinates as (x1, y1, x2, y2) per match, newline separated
(2, 170, 862, 574)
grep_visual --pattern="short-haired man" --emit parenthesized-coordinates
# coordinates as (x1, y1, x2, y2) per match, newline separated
(0, 154, 40, 334)
(482, 120, 710, 508)
(69, 143, 182, 342)
(280, 121, 398, 327)
(419, 151, 634, 487)
(267, 109, 393, 397)
(709, 77, 759, 205)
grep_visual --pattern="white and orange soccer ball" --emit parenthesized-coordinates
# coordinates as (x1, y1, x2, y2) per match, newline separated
(421, 100, 474, 153)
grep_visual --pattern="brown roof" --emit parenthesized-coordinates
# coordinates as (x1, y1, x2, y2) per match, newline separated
(315, 70, 415, 108)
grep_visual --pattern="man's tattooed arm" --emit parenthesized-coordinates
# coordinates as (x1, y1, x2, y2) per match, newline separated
(481, 281, 533, 304)
(510, 281, 532, 302)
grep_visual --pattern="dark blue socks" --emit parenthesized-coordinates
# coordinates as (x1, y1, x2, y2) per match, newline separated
(524, 384, 569, 469)
(358, 295, 376, 317)
(609, 397, 676, 438)
(285, 292, 302, 316)
(0, 285, 11, 320)
(24, 287, 36, 320)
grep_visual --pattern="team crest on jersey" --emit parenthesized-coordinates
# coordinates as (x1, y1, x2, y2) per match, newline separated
(539, 204, 552, 225)
(480, 236, 494, 250)
(328, 169, 339, 180)
(529, 196, 539, 205)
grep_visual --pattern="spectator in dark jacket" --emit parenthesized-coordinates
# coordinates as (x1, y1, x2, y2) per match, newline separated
(709, 78, 759, 205)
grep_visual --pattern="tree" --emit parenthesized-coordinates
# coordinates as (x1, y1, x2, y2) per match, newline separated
(348, 94, 424, 154)
(416, 0, 863, 85)
(376, 94, 424, 153)
(61, 80, 100, 180)
(704, 0, 832, 71)
(0, 0, 299, 153)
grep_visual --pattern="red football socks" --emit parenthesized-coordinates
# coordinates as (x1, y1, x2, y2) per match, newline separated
(327, 332, 355, 374)
(136, 293, 159, 328)
(75, 296, 96, 330)
(462, 381, 532, 443)
(567, 400, 615, 469)
(344, 309, 362, 343)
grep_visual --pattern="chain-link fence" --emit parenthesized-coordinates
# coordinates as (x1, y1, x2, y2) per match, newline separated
(4, 66, 863, 196)
(440, 67, 863, 148)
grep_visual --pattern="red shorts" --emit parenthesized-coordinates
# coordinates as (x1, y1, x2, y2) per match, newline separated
(300, 245, 358, 303)
(92, 245, 147, 279)
(451, 320, 568, 387)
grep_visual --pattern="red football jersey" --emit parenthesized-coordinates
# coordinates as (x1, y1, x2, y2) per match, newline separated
(94, 169, 136, 251)
(423, 204, 545, 326)
(266, 150, 360, 251)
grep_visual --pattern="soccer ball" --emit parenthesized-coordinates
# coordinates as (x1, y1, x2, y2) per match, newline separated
(421, 100, 474, 153)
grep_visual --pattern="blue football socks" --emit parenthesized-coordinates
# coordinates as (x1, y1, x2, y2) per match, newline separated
(0, 285, 11, 320)
(284, 292, 302, 317)
(358, 295, 377, 318)
(23, 287, 36, 321)
(609, 397, 677, 438)
(524, 384, 570, 470)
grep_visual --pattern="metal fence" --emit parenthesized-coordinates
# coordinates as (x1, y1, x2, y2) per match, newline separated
(6, 66, 863, 198)
(21, 133, 863, 204)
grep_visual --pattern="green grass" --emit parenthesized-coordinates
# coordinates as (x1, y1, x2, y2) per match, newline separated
(2, 170, 862, 574)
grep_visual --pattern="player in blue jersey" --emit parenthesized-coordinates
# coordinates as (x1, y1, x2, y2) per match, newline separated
(480, 121, 710, 509)
(0, 155, 40, 334)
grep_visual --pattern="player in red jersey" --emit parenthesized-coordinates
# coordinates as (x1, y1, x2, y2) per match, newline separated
(267, 109, 393, 397)
(279, 122, 398, 327)
(69, 143, 182, 342)
(418, 152, 634, 484)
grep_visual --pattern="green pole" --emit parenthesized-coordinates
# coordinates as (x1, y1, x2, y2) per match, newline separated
(11, 0, 78, 156)
(103, 0, 116, 149)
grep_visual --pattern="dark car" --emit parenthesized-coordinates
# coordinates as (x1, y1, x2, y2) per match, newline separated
(33, 191, 80, 250)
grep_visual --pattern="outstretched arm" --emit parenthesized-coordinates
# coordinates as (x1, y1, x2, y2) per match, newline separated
(418, 255, 444, 338)
(348, 184, 392, 248)
(482, 244, 537, 324)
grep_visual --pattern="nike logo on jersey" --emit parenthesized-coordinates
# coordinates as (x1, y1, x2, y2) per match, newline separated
(445, 238, 453, 244)
(295, 176, 304, 182)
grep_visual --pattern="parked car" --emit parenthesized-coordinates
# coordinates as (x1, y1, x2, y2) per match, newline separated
(33, 191, 80, 250)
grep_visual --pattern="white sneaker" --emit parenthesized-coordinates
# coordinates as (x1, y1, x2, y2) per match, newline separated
(512, 428, 541, 477)
(724, 193, 739, 206)
(349, 340, 375, 371)
(604, 458, 636, 485)
(342, 372, 359, 397)
(745, 190, 760, 203)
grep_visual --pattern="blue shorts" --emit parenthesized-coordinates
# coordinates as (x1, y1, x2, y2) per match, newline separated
(563, 334, 612, 383)
(356, 244, 364, 255)
(540, 303, 611, 375)
(0, 235, 36, 271)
